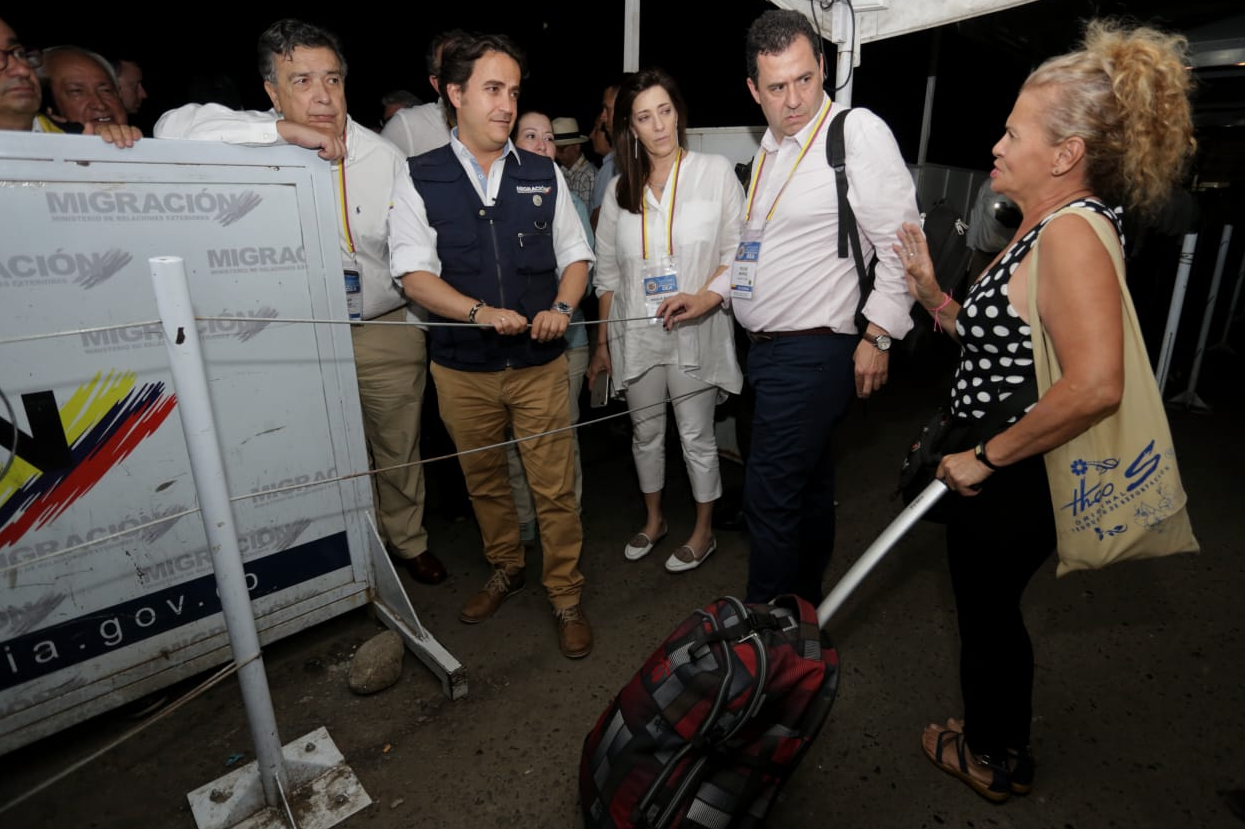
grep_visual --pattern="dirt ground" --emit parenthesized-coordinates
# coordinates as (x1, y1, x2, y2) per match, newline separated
(2, 347, 1244, 829)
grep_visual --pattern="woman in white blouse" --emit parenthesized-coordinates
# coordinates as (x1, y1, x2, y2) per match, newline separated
(586, 67, 743, 573)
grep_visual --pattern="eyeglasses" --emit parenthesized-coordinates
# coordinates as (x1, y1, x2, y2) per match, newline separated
(0, 45, 40, 71)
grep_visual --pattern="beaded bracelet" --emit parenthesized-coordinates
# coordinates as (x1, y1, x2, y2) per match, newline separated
(467, 300, 485, 324)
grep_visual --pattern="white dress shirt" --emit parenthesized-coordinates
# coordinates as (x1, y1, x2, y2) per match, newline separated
(708, 94, 918, 338)
(596, 150, 743, 393)
(380, 100, 451, 159)
(154, 104, 417, 321)
(389, 129, 594, 283)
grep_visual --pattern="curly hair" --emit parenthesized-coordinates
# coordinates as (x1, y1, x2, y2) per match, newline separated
(1022, 18, 1195, 216)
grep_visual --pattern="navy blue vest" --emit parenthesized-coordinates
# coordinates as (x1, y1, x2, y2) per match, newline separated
(408, 145, 563, 371)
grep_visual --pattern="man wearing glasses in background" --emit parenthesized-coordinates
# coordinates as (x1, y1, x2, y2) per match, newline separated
(0, 16, 139, 142)
(0, 17, 56, 132)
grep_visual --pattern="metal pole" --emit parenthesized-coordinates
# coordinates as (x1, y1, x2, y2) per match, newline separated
(1168, 224, 1231, 411)
(830, 1, 855, 107)
(150, 256, 289, 808)
(818, 480, 946, 628)
(835, 48, 854, 107)
(1155, 232, 1198, 396)
(623, 0, 640, 72)
(916, 30, 941, 167)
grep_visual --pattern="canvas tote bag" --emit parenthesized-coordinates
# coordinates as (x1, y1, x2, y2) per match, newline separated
(1027, 203, 1199, 576)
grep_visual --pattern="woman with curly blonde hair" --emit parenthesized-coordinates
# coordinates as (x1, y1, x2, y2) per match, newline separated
(895, 19, 1195, 802)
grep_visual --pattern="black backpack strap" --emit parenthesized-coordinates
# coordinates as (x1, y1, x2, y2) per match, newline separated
(827, 108, 874, 331)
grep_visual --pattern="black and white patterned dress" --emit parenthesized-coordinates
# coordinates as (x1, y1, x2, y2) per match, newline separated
(949, 197, 1124, 424)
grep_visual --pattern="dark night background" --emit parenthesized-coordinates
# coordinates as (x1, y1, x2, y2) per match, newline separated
(2, 2, 1077, 174)
(9, 1, 1240, 179)
(10, 1, 1242, 183)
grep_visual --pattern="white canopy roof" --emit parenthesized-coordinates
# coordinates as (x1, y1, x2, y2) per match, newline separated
(768, 0, 1042, 45)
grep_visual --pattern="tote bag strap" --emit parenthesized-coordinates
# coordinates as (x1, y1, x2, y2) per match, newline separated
(1026, 205, 1132, 391)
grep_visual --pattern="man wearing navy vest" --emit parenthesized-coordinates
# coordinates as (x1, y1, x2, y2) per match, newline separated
(390, 33, 595, 659)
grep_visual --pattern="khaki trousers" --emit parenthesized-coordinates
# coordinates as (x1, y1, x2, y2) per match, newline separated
(507, 344, 588, 522)
(431, 356, 584, 608)
(351, 308, 427, 558)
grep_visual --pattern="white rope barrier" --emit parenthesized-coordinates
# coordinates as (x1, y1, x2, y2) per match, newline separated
(0, 306, 725, 802)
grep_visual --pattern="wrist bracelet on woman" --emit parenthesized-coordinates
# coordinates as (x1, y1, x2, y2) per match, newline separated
(928, 292, 954, 331)
(468, 300, 485, 324)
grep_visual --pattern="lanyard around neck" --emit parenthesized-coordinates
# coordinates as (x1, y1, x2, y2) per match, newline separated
(641, 147, 683, 261)
(743, 97, 833, 225)
(336, 132, 356, 254)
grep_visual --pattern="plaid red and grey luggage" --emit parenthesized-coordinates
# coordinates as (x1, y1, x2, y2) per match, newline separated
(579, 594, 836, 829)
(579, 481, 947, 829)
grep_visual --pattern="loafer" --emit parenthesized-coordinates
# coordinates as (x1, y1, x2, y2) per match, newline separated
(554, 603, 593, 658)
(460, 567, 525, 623)
(623, 520, 668, 561)
(664, 538, 716, 573)
(402, 551, 447, 585)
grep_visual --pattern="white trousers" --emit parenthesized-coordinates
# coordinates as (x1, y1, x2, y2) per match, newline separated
(625, 363, 721, 503)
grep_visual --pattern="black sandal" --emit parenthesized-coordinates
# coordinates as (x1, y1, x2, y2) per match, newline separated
(923, 727, 1012, 803)
(1008, 746, 1035, 795)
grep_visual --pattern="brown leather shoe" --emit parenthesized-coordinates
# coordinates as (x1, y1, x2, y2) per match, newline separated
(554, 603, 592, 658)
(402, 551, 447, 585)
(460, 567, 525, 624)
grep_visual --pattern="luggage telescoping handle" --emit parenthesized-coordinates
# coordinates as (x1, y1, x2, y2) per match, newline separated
(816, 480, 948, 628)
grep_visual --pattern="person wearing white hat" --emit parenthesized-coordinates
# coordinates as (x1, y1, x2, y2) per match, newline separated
(552, 115, 596, 207)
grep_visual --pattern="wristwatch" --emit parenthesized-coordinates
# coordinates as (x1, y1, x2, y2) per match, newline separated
(551, 301, 574, 316)
(862, 331, 892, 352)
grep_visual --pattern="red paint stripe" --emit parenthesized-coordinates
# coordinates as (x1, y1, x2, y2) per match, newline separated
(0, 394, 177, 549)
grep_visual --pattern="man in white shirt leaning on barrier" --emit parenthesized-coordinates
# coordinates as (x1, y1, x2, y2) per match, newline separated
(149, 18, 448, 586)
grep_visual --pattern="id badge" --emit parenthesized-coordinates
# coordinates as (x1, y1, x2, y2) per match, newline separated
(642, 256, 679, 325)
(730, 228, 763, 300)
(344, 268, 362, 321)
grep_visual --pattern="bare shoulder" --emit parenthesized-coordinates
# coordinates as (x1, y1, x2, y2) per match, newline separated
(1039, 211, 1117, 280)
(1035, 210, 1120, 318)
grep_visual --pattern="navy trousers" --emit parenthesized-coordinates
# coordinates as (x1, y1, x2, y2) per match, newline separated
(742, 334, 856, 604)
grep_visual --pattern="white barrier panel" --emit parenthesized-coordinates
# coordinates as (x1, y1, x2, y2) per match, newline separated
(0, 132, 376, 753)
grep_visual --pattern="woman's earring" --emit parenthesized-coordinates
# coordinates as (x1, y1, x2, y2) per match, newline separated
(633, 135, 638, 159)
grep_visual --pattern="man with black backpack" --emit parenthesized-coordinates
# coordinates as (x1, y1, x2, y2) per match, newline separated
(658, 9, 917, 605)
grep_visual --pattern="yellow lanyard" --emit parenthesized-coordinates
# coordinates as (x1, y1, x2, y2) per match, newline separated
(641, 148, 683, 261)
(743, 97, 833, 224)
(336, 133, 356, 255)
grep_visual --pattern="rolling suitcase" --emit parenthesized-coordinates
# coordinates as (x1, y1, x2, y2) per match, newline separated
(579, 481, 947, 829)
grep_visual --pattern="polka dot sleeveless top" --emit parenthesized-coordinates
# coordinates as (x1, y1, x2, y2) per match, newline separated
(950, 197, 1124, 424)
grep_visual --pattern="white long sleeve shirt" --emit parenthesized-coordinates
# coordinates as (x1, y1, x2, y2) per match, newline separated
(708, 95, 918, 338)
(595, 150, 743, 393)
(380, 100, 451, 159)
(154, 104, 416, 321)
(388, 130, 594, 282)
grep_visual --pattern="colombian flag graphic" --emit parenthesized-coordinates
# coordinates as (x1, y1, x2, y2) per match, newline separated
(0, 370, 177, 550)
